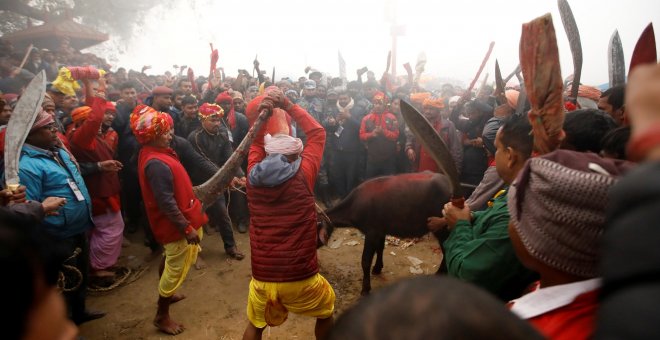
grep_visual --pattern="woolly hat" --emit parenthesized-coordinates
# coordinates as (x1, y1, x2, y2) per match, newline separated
(508, 150, 632, 278)
(71, 106, 92, 124)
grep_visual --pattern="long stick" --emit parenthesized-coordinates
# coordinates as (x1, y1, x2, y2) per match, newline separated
(464, 41, 495, 99)
(17, 43, 34, 71)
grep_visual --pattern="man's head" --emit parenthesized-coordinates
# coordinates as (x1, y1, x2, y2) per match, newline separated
(172, 90, 185, 110)
(347, 81, 361, 99)
(422, 98, 444, 121)
(371, 92, 388, 114)
(265, 133, 303, 162)
(119, 82, 138, 107)
(0, 98, 11, 125)
(26, 110, 58, 149)
(507, 150, 631, 280)
(232, 92, 245, 112)
(151, 86, 173, 111)
(598, 85, 626, 125)
(277, 80, 292, 93)
(363, 80, 379, 100)
(129, 104, 174, 147)
(177, 79, 193, 95)
(309, 70, 322, 84)
(326, 89, 338, 106)
(61, 94, 78, 112)
(41, 95, 56, 117)
(215, 92, 234, 114)
(181, 95, 198, 119)
(45, 84, 65, 107)
(338, 92, 351, 108)
(562, 109, 617, 153)
(199, 103, 225, 135)
(494, 114, 533, 185)
(316, 85, 327, 100)
(246, 86, 259, 102)
(103, 102, 116, 128)
(303, 80, 317, 98)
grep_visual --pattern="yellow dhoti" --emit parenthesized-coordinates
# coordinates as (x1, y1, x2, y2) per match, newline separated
(247, 273, 335, 328)
(158, 229, 203, 297)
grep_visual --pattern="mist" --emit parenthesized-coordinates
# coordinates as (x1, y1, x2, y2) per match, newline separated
(97, 0, 660, 86)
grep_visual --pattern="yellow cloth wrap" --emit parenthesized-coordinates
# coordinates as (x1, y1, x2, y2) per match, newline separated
(258, 82, 266, 95)
(247, 273, 335, 328)
(52, 67, 80, 96)
(158, 228, 203, 298)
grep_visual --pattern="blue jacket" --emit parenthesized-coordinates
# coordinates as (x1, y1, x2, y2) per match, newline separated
(18, 144, 93, 239)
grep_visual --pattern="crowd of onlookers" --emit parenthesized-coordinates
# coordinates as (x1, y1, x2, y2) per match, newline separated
(1, 32, 659, 339)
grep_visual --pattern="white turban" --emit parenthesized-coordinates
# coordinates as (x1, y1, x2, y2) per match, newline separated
(264, 133, 303, 155)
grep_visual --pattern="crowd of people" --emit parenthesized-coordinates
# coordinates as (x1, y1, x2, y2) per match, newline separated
(0, 32, 658, 340)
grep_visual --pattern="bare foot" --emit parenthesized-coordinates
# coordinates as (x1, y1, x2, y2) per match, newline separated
(194, 256, 207, 270)
(154, 315, 185, 335)
(171, 293, 187, 304)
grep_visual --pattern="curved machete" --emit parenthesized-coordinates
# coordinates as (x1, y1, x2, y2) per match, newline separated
(558, 0, 582, 103)
(4, 71, 46, 191)
(629, 23, 657, 75)
(608, 30, 626, 87)
(400, 100, 464, 207)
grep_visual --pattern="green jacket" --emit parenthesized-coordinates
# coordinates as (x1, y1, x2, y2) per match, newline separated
(443, 190, 537, 301)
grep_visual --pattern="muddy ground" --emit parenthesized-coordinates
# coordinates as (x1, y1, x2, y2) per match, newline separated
(80, 227, 443, 339)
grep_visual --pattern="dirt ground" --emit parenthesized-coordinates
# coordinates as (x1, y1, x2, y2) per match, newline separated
(79, 227, 443, 339)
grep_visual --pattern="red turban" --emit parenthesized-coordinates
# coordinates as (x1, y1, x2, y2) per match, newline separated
(372, 91, 388, 104)
(105, 102, 117, 112)
(198, 102, 224, 120)
(71, 106, 93, 124)
(215, 91, 236, 129)
(129, 104, 173, 144)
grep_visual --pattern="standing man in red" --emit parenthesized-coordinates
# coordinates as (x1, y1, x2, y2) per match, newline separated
(130, 104, 208, 335)
(243, 89, 335, 340)
(359, 92, 400, 179)
(68, 79, 124, 279)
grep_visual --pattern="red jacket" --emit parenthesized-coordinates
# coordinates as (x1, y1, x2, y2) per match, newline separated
(68, 97, 120, 215)
(359, 111, 399, 162)
(528, 289, 599, 340)
(247, 104, 325, 282)
(138, 146, 207, 244)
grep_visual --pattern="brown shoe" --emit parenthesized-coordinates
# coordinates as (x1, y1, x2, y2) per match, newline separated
(226, 246, 245, 261)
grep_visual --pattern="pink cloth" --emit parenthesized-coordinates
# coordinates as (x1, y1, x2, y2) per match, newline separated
(89, 209, 124, 271)
(264, 133, 303, 155)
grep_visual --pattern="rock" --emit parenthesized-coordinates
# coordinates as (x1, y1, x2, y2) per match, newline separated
(407, 256, 423, 267)
(344, 240, 360, 246)
(409, 266, 424, 275)
(329, 238, 344, 249)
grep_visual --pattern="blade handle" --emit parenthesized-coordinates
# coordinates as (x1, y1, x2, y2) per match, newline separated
(451, 197, 465, 209)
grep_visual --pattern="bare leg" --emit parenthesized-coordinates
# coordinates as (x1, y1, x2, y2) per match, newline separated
(195, 254, 208, 270)
(242, 322, 265, 340)
(315, 316, 334, 339)
(154, 296, 185, 335)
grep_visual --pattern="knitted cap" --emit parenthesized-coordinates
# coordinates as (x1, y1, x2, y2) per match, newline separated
(508, 150, 631, 278)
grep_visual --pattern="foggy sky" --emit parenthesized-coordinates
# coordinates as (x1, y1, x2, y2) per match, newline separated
(104, 0, 660, 87)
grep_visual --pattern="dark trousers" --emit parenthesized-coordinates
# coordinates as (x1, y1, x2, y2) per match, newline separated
(330, 150, 360, 199)
(207, 194, 236, 250)
(60, 232, 90, 321)
(366, 157, 397, 180)
(228, 189, 249, 227)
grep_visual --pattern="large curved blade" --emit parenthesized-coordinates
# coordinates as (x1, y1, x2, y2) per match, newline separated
(494, 60, 506, 105)
(608, 30, 626, 87)
(400, 100, 462, 200)
(4, 71, 46, 189)
(558, 0, 582, 102)
(193, 108, 270, 206)
(629, 23, 657, 75)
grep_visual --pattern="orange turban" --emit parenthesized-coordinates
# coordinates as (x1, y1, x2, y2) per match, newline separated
(410, 92, 431, 107)
(564, 84, 601, 101)
(198, 102, 224, 120)
(422, 97, 445, 110)
(129, 104, 173, 144)
(71, 106, 93, 124)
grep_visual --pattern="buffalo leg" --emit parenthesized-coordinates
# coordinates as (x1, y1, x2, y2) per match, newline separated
(360, 236, 378, 295)
(372, 234, 385, 275)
